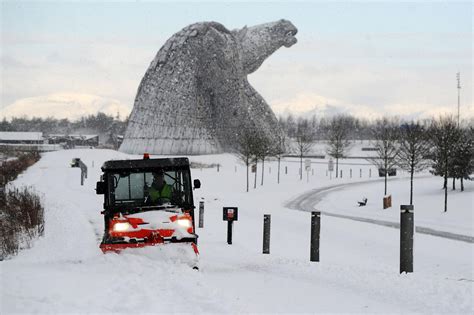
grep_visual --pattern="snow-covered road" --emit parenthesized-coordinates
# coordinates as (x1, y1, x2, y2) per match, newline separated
(285, 180, 474, 243)
(2, 149, 472, 314)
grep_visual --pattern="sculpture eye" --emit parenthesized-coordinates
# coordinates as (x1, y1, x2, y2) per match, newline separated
(286, 31, 293, 36)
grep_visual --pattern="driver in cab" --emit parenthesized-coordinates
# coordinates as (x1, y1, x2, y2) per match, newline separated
(146, 170, 173, 204)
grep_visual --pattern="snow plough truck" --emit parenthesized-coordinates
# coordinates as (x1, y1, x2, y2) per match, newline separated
(96, 154, 201, 267)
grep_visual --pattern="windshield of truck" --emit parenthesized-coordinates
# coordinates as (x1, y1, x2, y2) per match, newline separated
(108, 169, 192, 208)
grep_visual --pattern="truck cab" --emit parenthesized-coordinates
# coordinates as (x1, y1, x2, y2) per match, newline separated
(96, 156, 200, 255)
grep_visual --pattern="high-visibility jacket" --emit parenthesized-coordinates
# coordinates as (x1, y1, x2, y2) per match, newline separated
(149, 184, 172, 202)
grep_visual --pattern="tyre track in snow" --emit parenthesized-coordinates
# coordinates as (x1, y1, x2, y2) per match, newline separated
(284, 179, 474, 244)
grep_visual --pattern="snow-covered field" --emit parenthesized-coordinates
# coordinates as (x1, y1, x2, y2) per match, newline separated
(2, 149, 473, 313)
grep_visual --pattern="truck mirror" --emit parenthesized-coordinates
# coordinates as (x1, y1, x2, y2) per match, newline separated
(193, 179, 201, 189)
(96, 181, 106, 195)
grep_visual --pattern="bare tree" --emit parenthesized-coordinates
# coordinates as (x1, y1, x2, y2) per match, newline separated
(448, 126, 473, 192)
(367, 118, 399, 195)
(396, 122, 431, 205)
(234, 127, 259, 192)
(274, 133, 287, 184)
(295, 122, 314, 180)
(256, 135, 273, 186)
(326, 115, 353, 178)
(430, 116, 462, 212)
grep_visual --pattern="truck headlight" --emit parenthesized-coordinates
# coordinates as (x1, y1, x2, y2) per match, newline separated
(113, 222, 131, 232)
(177, 219, 192, 228)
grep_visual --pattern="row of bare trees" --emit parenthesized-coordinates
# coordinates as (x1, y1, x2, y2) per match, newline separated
(234, 127, 288, 192)
(326, 115, 472, 210)
(234, 115, 473, 212)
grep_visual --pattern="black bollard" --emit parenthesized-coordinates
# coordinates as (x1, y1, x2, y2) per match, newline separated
(263, 214, 271, 254)
(227, 221, 233, 245)
(285, 166, 287, 174)
(400, 205, 414, 273)
(310, 211, 321, 262)
(340, 170, 343, 178)
(199, 201, 204, 228)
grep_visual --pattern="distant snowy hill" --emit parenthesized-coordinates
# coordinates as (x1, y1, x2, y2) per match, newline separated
(0, 93, 131, 120)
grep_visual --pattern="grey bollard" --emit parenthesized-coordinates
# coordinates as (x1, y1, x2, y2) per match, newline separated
(310, 211, 321, 262)
(350, 169, 352, 178)
(285, 166, 287, 174)
(360, 169, 362, 178)
(400, 205, 414, 273)
(263, 214, 271, 254)
(369, 169, 372, 178)
(199, 201, 204, 228)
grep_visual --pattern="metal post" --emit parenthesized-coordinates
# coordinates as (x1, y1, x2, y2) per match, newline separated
(263, 214, 271, 254)
(310, 211, 321, 262)
(227, 221, 233, 245)
(400, 205, 414, 273)
(199, 201, 204, 228)
(217, 164, 220, 172)
(350, 169, 352, 178)
(312, 169, 314, 176)
(369, 169, 372, 178)
(326, 170, 328, 177)
(340, 170, 343, 178)
(269, 167, 271, 174)
(360, 169, 362, 178)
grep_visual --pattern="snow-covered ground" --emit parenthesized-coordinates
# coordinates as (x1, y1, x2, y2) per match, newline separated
(1, 149, 472, 313)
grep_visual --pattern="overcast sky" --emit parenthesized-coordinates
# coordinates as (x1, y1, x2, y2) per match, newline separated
(1, 0, 472, 120)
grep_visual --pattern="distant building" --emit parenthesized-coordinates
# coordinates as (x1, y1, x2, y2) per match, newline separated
(0, 132, 45, 144)
(48, 134, 99, 147)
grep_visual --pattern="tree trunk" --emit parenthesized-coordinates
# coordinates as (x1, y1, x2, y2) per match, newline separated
(461, 177, 464, 192)
(254, 160, 257, 189)
(384, 157, 388, 195)
(277, 157, 281, 184)
(444, 182, 448, 212)
(246, 162, 249, 192)
(409, 166, 414, 205)
(452, 177, 456, 190)
(300, 154, 303, 180)
(336, 157, 339, 178)
(444, 161, 448, 212)
(261, 157, 265, 186)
